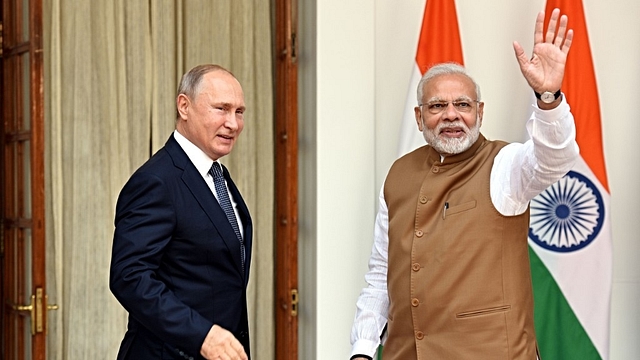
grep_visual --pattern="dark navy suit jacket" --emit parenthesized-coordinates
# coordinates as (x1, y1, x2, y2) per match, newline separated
(109, 134, 252, 360)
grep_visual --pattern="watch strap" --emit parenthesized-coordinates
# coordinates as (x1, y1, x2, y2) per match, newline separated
(534, 89, 562, 100)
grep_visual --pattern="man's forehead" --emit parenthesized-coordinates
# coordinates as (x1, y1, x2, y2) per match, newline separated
(424, 74, 475, 97)
(198, 73, 244, 102)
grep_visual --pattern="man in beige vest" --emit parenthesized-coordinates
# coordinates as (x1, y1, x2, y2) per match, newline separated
(350, 8, 579, 360)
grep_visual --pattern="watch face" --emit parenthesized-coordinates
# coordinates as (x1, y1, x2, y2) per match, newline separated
(541, 91, 556, 103)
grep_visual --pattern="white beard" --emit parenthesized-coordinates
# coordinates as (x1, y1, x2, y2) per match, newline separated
(422, 117, 481, 156)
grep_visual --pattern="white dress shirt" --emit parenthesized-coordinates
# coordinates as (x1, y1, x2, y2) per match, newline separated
(173, 130, 244, 238)
(350, 97, 579, 358)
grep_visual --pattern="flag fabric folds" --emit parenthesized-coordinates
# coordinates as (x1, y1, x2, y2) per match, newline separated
(397, 0, 464, 157)
(528, 1, 612, 359)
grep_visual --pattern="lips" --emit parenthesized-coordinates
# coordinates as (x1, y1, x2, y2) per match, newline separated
(439, 127, 466, 137)
(217, 133, 235, 140)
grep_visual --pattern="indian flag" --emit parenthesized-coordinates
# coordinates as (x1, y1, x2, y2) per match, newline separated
(397, 0, 464, 157)
(527, 1, 612, 359)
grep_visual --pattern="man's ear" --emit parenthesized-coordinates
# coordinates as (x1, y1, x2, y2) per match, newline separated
(477, 101, 484, 126)
(414, 106, 424, 131)
(176, 94, 190, 120)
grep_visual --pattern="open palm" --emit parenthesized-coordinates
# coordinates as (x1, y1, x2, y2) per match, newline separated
(513, 9, 573, 94)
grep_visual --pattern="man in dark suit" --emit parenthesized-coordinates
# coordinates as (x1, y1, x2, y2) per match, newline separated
(110, 64, 251, 360)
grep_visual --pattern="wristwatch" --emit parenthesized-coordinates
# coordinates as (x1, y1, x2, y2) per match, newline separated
(534, 89, 561, 104)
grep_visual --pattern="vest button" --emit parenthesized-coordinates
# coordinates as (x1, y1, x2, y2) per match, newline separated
(419, 196, 428, 204)
(432, 166, 440, 173)
(415, 331, 424, 340)
(412, 263, 420, 271)
(415, 230, 423, 237)
(411, 298, 420, 307)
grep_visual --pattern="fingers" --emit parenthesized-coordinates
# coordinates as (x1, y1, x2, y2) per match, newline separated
(553, 13, 568, 47)
(533, 11, 545, 45)
(512, 41, 527, 66)
(201, 325, 248, 360)
(562, 29, 574, 54)
(545, 8, 561, 43)
(216, 341, 247, 360)
(213, 352, 247, 360)
(542, 8, 572, 52)
(231, 342, 248, 360)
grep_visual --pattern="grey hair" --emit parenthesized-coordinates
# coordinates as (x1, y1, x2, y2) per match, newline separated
(416, 62, 481, 104)
(176, 64, 236, 119)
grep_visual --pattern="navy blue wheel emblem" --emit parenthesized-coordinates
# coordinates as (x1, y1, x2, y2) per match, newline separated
(529, 170, 604, 252)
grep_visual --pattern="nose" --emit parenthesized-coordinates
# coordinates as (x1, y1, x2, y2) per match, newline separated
(224, 113, 240, 130)
(442, 102, 460, 120)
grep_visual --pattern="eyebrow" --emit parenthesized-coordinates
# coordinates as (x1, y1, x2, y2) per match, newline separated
(213, 102, 246, 111)
(426, 95, 474, 103)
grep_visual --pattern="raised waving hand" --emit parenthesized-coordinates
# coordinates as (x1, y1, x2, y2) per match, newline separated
(513, 8, 573, 96)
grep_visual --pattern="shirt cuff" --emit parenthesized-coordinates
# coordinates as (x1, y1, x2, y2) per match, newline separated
(531, 94, 570, 120)
(350, 355, 373, 360)
(351, 339, 380, 359)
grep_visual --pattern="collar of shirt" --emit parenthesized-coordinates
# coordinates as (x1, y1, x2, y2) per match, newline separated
(172, 130, 245, 239)
(173, 129, 219, 178)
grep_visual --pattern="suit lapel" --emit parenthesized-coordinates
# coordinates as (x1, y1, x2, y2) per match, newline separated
(164, 136, 246, 277)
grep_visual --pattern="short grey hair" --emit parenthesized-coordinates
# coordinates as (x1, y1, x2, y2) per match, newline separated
(416, 62, 481, 104)
(176, 64, 236, 119)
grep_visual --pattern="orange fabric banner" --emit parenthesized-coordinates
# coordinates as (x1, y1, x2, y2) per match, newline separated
(397, 0, 465, 156)
(544, 0, 609, 191)
(415, 0, 464, 73)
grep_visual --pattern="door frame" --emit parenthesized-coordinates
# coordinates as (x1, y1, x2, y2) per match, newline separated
(274, 0, 299, 358)
(1, 0, 49, 358)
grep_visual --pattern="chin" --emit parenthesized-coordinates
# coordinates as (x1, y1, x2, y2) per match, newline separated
(427, 133, 476, 155)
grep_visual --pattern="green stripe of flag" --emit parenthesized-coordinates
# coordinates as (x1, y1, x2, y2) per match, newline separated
(529, 246, 602, 360)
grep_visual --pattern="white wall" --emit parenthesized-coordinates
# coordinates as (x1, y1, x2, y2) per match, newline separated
(300, 0, 640, 359)
(298, 1, 377, 359)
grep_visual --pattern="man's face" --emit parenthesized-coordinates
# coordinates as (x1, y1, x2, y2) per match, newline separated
(414, 73, 484, 156)
(176, 70, 245, 161)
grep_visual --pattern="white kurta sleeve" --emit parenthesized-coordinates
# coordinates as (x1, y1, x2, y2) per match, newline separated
(491, 96, 580, 215)
(350, 187, 390, 358)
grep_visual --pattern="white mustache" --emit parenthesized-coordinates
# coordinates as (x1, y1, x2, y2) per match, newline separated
(436, 122, 469, 133)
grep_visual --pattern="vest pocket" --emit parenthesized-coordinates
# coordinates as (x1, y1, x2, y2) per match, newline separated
(453, 304, 512, 357)
(456, 304, 511, 318)
(444, 199, 477, 217)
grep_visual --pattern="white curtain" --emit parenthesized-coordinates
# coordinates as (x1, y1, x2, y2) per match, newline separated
(43, 1, 274, 358)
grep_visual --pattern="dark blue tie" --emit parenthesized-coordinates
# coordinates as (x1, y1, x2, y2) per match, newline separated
(209, 162, 245, 272)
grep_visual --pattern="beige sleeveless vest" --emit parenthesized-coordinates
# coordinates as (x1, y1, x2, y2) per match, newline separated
(383, 134, 538, 360)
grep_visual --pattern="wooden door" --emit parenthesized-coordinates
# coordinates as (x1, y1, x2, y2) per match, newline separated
(274, 0, 299, 358)
(1, 0, 55, 359)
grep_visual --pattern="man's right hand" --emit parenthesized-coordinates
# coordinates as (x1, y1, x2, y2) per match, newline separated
(200, 325, 248, 360)
(512, 8, 572, 100)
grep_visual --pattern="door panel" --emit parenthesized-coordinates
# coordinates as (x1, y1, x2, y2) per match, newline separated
(274, 0, 299, 358)
(1, 0, 52, 359)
